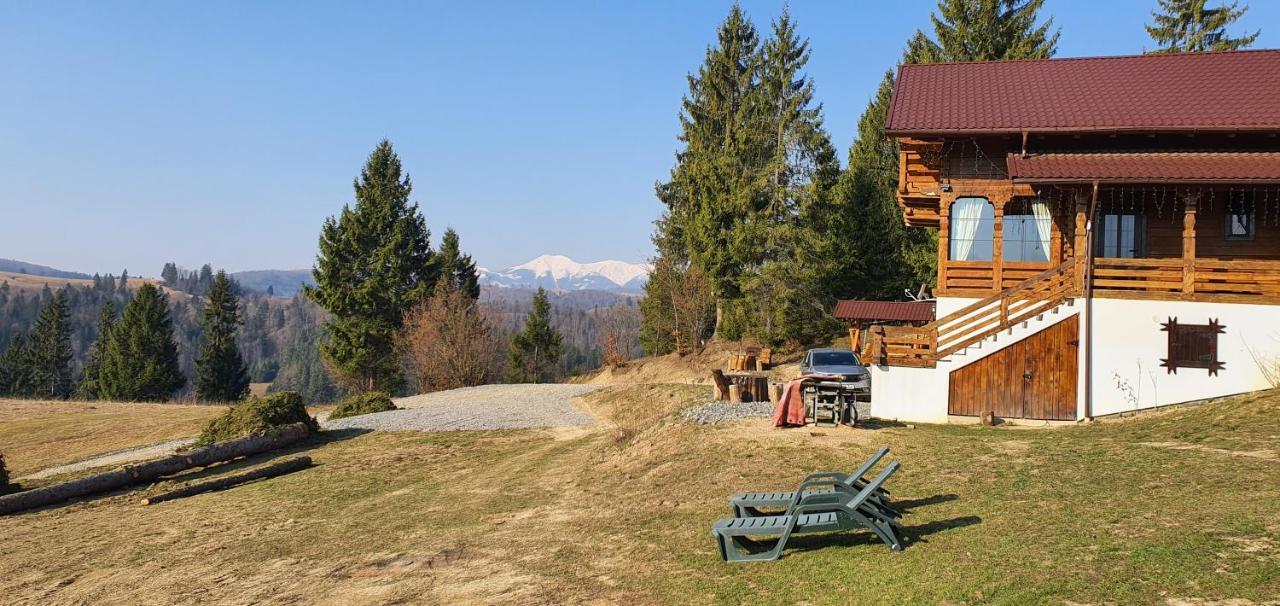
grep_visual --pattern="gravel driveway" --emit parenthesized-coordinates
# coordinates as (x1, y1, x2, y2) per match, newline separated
(322, 384, 599, 432)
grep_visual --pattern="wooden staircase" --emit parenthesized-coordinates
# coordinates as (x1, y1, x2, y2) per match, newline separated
(866, 260, 1078, 368)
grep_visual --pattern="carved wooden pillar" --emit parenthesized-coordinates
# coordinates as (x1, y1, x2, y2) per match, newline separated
(1074, 193, 1088, 295)
(1183, 194, 1198, 297)
(992, 196, 1006, 293)
(937, 196, 952, 294)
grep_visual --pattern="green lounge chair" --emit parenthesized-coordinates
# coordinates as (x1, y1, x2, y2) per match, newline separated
(729, 446, 900, 518)
(712, 462, 903, 562)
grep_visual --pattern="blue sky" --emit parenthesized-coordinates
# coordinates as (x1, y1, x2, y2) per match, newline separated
(2, 1, 1276, 276)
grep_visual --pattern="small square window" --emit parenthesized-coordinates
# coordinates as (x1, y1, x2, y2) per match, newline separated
(1224, 192, 1256, 241)
(1160, 317, 1225, 376)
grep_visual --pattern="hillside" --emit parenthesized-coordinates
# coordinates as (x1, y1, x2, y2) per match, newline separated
(0, 258, 91, 280)
(0, 271, 185, 299)
(1, 387, 1277, 603)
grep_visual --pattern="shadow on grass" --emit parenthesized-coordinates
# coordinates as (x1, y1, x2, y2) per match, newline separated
(894, 493, 959, 511)
(4, 427, 374, 516)
(784, 515, 983, 554)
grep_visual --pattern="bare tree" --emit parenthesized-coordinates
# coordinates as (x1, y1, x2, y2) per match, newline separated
(596, 305, 641, 367)
(401, 283, 504, 393)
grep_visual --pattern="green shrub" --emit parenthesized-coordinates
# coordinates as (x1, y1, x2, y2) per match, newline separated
(193, 391, 319, 447)
(0, 452, 16, 495)
(328, 391, 398, 420)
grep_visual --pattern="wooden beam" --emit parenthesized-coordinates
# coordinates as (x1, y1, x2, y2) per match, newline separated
(1074, 192, 1088, 295)
(937, 196, 952, 290)
(1183, 193, 1198, 296)
(992, 197, 1005, 293)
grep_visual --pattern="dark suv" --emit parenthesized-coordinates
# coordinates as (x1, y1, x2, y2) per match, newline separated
(800, 348, 871, 391)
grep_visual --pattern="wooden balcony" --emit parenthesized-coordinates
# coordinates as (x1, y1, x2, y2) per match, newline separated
(1091, 257, 1280, 304)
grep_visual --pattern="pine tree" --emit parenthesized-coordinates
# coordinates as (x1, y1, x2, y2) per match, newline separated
(98, 283, 185, 402)
(508, 288, 563, 383)
(433, 228, 480, 299)
(1146, 0, 1259, 53)
(305, 140, 437, 392)
(824, 72, 939, 305)
(117, 270, 130, 295)
(76, 300, 116, 400)
(657, 5, 766, 337)
(195, 271, 249, 402)
(906, 0, 1059, 63)
(742, 9, 843, 344)
(0, 334, 31, 397)
(26, 290, 74, 399)
(161, 262, 179, 286)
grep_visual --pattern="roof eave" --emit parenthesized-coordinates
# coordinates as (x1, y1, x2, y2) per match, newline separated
(886, 126, 1280, 138)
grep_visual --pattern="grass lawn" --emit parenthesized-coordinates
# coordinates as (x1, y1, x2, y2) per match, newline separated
(1, 385, 1277, 605)
(0, 399, 223, 476)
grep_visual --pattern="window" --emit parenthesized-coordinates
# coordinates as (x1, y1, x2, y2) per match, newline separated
(1095, 213, 1146, 258)
(1160, 317, 1225, 376)
(949, 198, 995, 262)
(1225, 194, 1256, 241)
(812, 351, 860, 366)
(1003, 199, 1052, 263)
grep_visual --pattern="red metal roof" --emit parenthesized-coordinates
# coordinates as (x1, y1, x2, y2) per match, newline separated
(1007, 151, 1280, 182)
(886, 50, 1280, 135)
(834, 300, 936, 323)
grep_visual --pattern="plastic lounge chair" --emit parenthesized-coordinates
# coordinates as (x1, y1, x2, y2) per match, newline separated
(712, 462, 904, 562)
(729, 446, 899, 518)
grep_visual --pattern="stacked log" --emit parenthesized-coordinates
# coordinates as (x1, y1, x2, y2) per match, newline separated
(141, 456, 312, 505)
(0, 423, 312, 516)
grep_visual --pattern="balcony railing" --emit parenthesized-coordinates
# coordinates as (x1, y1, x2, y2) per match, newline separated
(1091, 257, 1280, 303)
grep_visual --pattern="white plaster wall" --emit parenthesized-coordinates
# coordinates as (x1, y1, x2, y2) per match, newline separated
(871, 295, 1083, 423)
(868, 364, 949, 423)
(1087, 298, 1280, 417)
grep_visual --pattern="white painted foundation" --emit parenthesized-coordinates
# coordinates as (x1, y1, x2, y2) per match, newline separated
(870, 295, 1280, 423)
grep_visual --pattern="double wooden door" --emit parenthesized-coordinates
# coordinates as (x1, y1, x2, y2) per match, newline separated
(948, 315, 1078, 421)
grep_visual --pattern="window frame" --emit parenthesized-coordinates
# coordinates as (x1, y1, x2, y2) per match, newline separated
(1094, 212, 1148, 259)
(1160, 317, 1226, 376)
(948, 197, 996, 263)
(1225, 207, 1256, 241)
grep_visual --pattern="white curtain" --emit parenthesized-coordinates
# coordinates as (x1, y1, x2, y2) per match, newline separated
(1031, 200, 1052, 262)
(951, 198, 987, 261)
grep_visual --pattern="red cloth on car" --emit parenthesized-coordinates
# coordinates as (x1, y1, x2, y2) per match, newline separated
(772, 378, 811, 427)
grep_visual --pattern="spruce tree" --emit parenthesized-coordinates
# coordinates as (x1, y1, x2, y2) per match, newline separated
(433, 228, 480, 299)
(195, 271, 249, 402)
(26, 290, 74, 399)
(508, 288, 563, 383)
(824, 73, 939, 304)
(1146, 0, 1258, 53)
(657, 5, 765, 337)
(76, 300, 116, 400)
(0, 334, 31, 397)
(906, 0, 1059, 63)
(98, 283, 185, 402)
(744, 9, 843, 344)
(305, 140, 437, 392)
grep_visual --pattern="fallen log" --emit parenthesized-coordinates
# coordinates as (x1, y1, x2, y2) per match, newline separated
(141, 456, 312, 505)
(0, 422, 312, 516)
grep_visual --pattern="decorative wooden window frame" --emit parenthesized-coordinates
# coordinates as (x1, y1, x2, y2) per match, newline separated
(1224, 207, 1256, 241)
(1160, 317, 1226, 376)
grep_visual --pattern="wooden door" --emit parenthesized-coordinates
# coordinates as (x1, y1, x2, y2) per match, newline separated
(948, 315, 1078, 420)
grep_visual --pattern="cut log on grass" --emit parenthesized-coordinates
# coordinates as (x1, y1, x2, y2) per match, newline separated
(0, 422, 312, 516)
(141, 456, 312, 505)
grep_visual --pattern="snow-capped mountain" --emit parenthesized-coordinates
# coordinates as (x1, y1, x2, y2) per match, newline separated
(479, 255, 650, 294)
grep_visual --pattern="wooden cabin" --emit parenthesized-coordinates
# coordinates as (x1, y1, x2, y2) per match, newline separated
(867, 49, 1280, 423)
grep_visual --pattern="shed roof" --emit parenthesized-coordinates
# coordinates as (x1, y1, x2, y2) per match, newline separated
(885, 50, 1280, 135)
(1007, 151, 1280, 182)
(834, 300, 936, 323)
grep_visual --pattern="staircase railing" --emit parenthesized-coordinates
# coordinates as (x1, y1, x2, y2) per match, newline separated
(866, 260, 1077, 368)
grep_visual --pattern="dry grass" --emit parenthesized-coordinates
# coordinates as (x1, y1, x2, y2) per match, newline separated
(0, 399, 222, 476)
(576, 341, 802, 387)
(1, 387, 1278, 604)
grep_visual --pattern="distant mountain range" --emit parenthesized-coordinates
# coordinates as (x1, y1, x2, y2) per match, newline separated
(1, 254, 650, 297)
(0, 258, 92, 280)
(479, 255, 650, 294)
